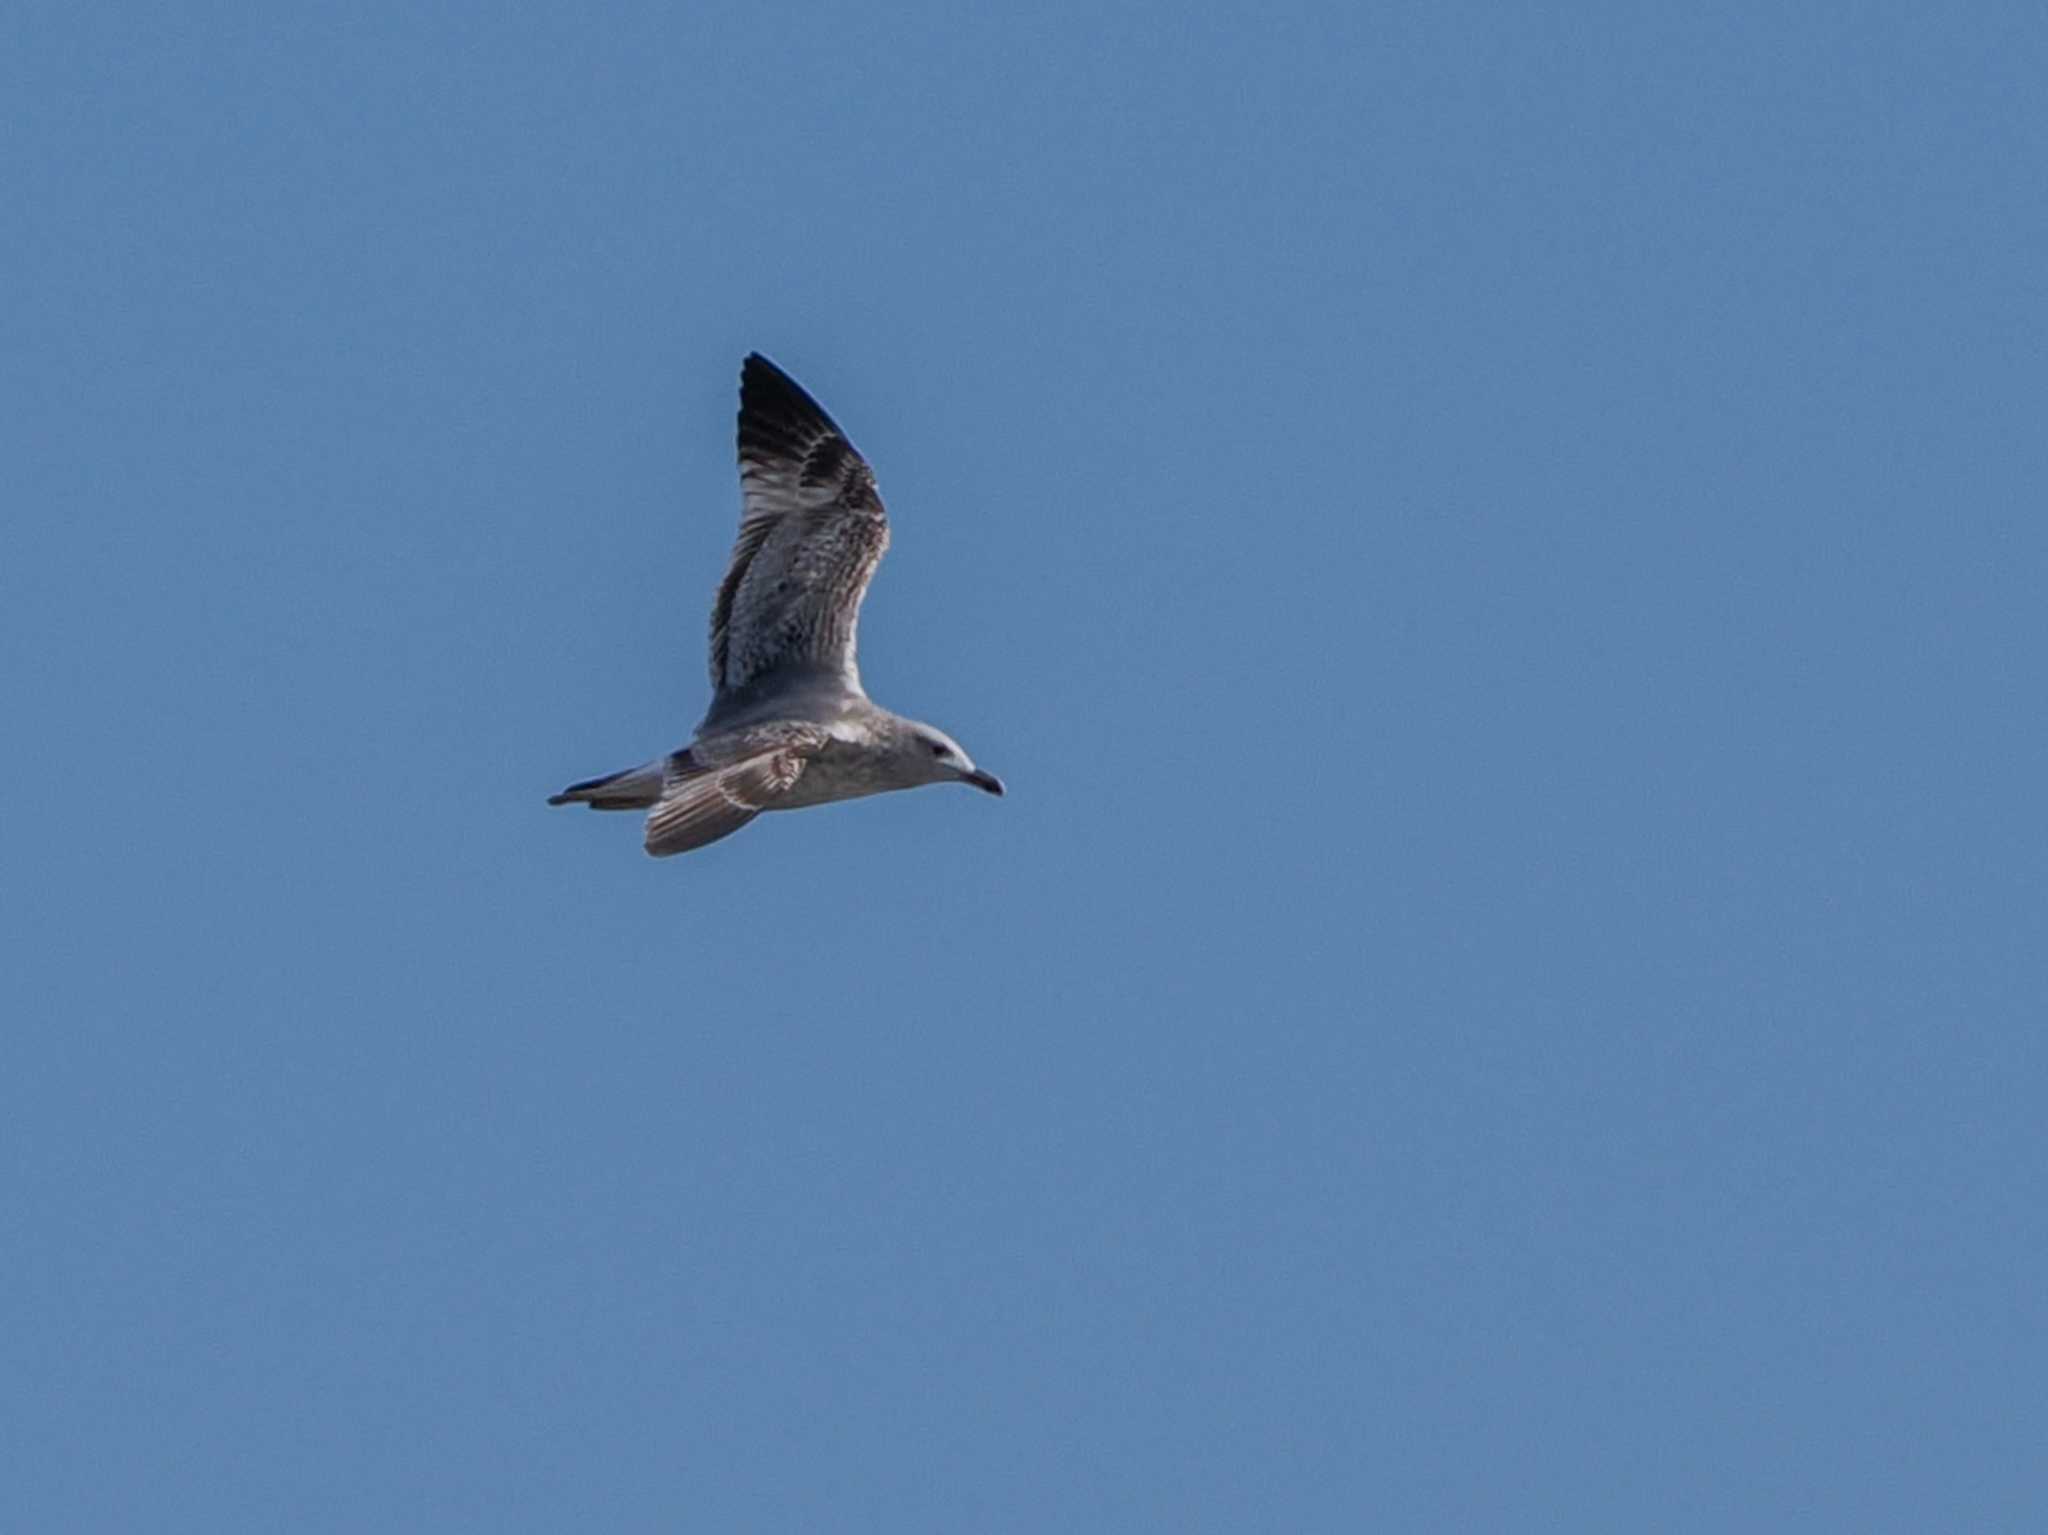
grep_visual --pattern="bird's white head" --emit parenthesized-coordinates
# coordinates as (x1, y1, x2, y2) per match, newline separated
(898, 720, 1004, 796)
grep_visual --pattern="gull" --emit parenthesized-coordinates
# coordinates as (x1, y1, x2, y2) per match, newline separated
(549, 353, 1004, 856)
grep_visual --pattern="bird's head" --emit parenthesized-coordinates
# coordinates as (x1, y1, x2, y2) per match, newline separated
(900, 722, 1004, 795)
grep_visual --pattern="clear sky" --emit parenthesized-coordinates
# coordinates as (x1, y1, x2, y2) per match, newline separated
(5, 3, 2044, 1529)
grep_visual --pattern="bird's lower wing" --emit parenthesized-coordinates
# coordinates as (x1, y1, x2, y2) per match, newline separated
(643, 748, 808, 858)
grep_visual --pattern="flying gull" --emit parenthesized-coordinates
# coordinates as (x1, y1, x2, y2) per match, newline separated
(549, 353, 1004, 856)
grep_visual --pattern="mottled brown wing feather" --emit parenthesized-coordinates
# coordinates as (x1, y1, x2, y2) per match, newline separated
(708, 354, 890, 697)
(642, 747, 809, 858)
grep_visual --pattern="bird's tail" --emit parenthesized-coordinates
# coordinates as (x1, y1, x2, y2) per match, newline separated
(547, 758, 667, 811)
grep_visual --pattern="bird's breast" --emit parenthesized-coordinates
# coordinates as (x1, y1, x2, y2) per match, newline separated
(775, 741, 900, 809)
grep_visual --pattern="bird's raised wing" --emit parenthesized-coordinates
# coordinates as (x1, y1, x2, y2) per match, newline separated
(707, 354, 890, 706)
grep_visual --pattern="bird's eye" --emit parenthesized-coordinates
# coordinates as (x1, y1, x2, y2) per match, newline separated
(929, 743, 947, 758)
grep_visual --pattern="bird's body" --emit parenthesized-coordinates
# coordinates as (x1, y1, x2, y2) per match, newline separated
(550, 354, 1003, 856)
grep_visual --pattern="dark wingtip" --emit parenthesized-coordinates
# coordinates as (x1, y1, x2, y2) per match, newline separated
(546, 792, 573, 806)
(740, 352, 843, 444)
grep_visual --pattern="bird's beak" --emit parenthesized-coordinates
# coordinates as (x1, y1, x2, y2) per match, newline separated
(960, 767, 1005, 796)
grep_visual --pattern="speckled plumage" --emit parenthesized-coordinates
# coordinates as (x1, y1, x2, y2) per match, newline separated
(711, 357, 889, 699)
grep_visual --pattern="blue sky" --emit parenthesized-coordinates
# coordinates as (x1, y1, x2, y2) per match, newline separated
(5, 2, 2044, 1528)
